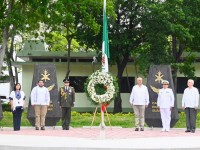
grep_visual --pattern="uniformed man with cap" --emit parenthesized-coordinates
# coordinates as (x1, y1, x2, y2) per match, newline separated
(157, 80, 174, 132)
(58, 78, 75, 130)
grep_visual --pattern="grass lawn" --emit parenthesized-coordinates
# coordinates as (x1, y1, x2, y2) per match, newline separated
(1, 111, 200, 128)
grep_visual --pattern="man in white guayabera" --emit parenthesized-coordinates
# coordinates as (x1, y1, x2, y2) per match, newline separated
(129, 77, 149, 131)
(31, 80, 50, 130)
(182, 79, 199, 133)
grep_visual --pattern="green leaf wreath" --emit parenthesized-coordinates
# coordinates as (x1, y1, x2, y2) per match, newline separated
(84, 70, 119, 105)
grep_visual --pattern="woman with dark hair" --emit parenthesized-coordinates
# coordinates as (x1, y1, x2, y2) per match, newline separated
(9, 83, 26, 131)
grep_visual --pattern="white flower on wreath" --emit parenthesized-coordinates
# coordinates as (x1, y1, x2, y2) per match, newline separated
(87, 70, 116, 104)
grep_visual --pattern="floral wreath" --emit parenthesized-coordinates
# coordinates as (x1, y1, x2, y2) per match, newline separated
(84, 70, 118, 105)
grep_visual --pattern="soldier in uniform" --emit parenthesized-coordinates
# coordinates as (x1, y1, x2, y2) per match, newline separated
(157, 80, 174, 132)
(58, 78, 75, 130)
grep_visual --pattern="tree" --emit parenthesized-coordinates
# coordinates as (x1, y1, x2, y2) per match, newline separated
(45, 32, 82, 52)
(44, 0, 102, 79)
(109, 0, 148, 113)
(87, 0, 200, 113)
(0, 0, 49, 88)
(75, 0, 148, 113)
(0, 0, 12, 76)
(136, 0, 200, 92)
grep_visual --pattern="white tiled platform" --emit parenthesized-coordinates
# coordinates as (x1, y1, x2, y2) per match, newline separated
(0, 127, 200, 150)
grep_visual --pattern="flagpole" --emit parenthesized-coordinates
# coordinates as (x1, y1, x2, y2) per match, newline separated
(101, 0, 108, 129)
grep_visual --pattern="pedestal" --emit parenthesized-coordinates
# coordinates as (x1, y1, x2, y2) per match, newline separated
(145, 65, 179, 127)
(27, 64, 61, 126)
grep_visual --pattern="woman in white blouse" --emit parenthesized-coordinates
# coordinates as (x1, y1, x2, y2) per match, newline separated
(9, 83, 26, 131)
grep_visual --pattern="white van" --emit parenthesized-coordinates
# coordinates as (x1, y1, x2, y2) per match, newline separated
(0, 82, 10, 104)
(0, 95, 9, 104)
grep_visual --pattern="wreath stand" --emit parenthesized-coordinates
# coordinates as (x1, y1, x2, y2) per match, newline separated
(90, 104, 112, 130)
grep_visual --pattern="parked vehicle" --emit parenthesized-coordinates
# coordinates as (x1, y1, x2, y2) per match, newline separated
(0, 82, 10, 104)
(0, 95, 10, 104)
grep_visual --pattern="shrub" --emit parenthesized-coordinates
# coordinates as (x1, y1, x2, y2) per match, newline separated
(2, 103, 11, 112)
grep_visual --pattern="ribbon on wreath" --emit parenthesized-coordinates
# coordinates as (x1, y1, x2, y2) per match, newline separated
(101, 103, 109, 112)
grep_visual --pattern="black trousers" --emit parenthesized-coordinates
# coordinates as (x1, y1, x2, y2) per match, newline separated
(61, 107, 71, 129)
(185, 107, 197, 130)
(12, 108, 23, 131)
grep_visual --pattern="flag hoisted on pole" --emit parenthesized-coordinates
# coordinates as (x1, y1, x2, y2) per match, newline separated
(101, 0, 110, 129)
(101, 0, 110, 73)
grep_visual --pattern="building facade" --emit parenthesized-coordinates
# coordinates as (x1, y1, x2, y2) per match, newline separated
(12, 40, 200, 112)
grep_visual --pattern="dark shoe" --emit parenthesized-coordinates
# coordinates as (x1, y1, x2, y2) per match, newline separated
(41, 127, 45, 130)
(191, 130, 195, 133)
(135, 128, 139, 131)
(185, 129, 191, 133)
(66, 127, 69, 130)
(35, 127, 39, 130)
(62, 126, 66, 130)
(140, 128, 144, 131)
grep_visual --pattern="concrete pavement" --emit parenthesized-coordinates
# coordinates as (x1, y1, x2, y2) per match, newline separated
(0, 127, 200, 150)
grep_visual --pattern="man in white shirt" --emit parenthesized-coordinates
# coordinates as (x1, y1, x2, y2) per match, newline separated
(31, 80, 50, 130)
(182, 79, 199, 133)
(157, 80, 174, 132)
(129, 77, 149, 131)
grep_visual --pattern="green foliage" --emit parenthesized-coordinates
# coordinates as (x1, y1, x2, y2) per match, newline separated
(1, 0, 200, 113)
(1, 103, 11, 112)
(45, 0, 102, 37)
(45, 32, 81, 52)
(178, 54, 196, 78)
(0, 111, 31, 127)
(134, 0, 200, 79)
(0, 75, 9, 82)
(95, 84, 107, 95)
(45, 32, 67, 51)
(0, 110, 200, 128)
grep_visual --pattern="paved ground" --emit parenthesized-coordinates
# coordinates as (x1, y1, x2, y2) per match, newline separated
(0, 127, 200, 149)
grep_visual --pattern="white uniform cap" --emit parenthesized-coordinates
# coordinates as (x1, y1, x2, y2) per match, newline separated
(161, 80, 169, 84)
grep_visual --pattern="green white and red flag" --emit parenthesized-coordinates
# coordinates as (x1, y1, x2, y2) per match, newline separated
(101, 0, 110, 73)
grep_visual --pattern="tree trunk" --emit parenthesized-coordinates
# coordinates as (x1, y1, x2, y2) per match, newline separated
(113, 52, 130, 113)
(7, 54, 15, 89)
(171, 35, 184, 94)
(14, 67, 18, 83)
(0, 27, 9, 74)
(6, 35, 16, 89)
(113, 76, 122, 113)
(65, 28, 72, 79)
(0, 0, 14, 75)
(65, 38, 72, 79)
(172, 67, 178, 93)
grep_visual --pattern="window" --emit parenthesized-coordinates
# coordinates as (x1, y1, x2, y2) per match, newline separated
(69, 76, 88, 92)
(177, 77, 200, 93)
(120, 77, 135, 93)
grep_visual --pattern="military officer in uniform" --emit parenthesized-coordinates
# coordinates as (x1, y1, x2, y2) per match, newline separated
(58, 78, 75, 130)
(157, 80, 174, 132)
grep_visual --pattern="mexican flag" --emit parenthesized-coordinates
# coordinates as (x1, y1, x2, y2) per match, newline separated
(101, 0, 110, 128)
(101, 0, 110, 73)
